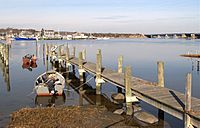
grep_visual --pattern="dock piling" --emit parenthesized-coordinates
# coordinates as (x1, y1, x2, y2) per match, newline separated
(72, 46, 76, 58)
(157, 61, 165, 121)
(117, 55, 123, 93)
(82, 49, 86, 60)
(78, 52, 85, 82)
(125, 66, 133, 115)
(185, 73, 193, 128)
(157, 61, 164, 87)
(118, 55, 123, 73)
(66, 46, 70, 65)
(45, 44, 49, 60)
(96, 49, 103, 95)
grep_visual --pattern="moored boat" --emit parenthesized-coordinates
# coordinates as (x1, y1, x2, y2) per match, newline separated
(22, 54, 37, 64)
(14, 37, 37, 41)
(34, 71, 65, 96)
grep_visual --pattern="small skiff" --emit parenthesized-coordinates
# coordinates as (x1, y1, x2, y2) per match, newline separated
(34, 71, 65, 96)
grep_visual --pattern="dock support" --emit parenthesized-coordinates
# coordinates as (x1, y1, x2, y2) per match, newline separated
(125, 66, 133, 115)
(157, 61, 164, 87)
(118, 55, 123, 73)
(72, 46, 76, 58)
(66, 46, 70, 65)
(43, 44, 45, 65)
(82, 49, 86, 60)
(96, 49, 103, 106)
(96, 49, 103, 95)
(78, 52, 85, 82)
(117, 55, 123, 93)
(157, 61, 165, 122)
(45, 44, 49, 60)
(185, 73, 193, 128)
(5, 45, 9, 67)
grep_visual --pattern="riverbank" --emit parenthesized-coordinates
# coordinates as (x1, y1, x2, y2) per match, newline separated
(8, 105, 135, 128)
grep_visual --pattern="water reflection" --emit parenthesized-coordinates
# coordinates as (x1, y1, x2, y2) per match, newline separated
(22, 61, 37, 71)
(35, 94, 66, 107)
(189, 58, 200, 73)
(0, 39, 200, 128)
(0, 44, 11, 92)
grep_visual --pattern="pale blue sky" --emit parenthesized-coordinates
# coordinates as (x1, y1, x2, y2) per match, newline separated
(0, 0, 199, 33)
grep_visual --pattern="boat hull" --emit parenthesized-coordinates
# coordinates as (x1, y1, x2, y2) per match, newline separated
(14, 37, 37, 41)
(35, 71, 65, 96)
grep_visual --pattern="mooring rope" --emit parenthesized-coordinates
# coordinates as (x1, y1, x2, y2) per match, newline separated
(64, 75, 95, 92)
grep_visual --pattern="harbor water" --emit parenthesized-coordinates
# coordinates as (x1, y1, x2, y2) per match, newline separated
(0, 39, 200, 127)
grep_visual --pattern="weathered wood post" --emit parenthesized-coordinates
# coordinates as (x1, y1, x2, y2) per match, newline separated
(82, 48, 86, 60)
(71, 46, 76, 73)
(118, 55, 123, 93)
(72, 46, 76, 58)
(185, 73, 193, 128)
(49, 44, 52, 57)
(58, 45, 61, 57)
(0, 43, 2, 58)
(96, 49, 103, 95)
(42, 44, 45, 65)
(79, 89, 84, 106)
(66, 46, 70, 67)
(78, 52, 84, 82)
(157, 61, 165, 122)
(46, 44, 49, 60)
(58, 46, 62, 71)
(96, 49, 103, 105)
(5, 45, 9, 67)
(157, 61, 164, 87)
(3, 44, 6, 63)
(0, 44, 3, 58)
(45, 44, 49, 72)
(125, 66, 133, 115)
(118, 55, 123, 73)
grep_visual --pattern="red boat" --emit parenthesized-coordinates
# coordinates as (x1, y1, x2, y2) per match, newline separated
(22, 54, 37, 71)
(22, 54, 37, 64)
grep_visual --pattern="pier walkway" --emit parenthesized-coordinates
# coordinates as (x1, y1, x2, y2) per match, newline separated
(68, 57, 200, 127)
(46, 44, 200, 127)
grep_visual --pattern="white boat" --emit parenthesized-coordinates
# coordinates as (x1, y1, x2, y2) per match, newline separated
(34, 71, 65, 96)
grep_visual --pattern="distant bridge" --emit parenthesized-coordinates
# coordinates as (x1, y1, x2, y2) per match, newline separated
(145, 33, 200, 39)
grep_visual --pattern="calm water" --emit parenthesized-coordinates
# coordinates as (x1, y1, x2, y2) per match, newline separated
(0, 39, 200, 127)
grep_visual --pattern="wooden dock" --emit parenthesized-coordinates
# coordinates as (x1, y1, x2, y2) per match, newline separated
(46, 45, 200, 128)
(68, 57, 200, 127)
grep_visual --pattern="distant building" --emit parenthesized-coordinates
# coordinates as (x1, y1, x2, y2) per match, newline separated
(41, 28, 55, 39)
(19, 30, 35, 38)
(72, 32, 88, 39)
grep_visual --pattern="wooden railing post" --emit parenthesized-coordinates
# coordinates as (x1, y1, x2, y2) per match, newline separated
(82, 48, 86, 60)
(46, 44, 49, 59)
(157, 61, 164, 87)
(72, 46, 76, 58)
(5, 44, 9, 67)
(78, 52, 84, 82)
(185, 73, 192, 128)
(157, 61, 165, 122)
(118, 55, 123, 73)
(66, 46, 70, 65)
(117, 55, 123, 93)
(96, 49, 102, 95)
(125, 66, 133, 115)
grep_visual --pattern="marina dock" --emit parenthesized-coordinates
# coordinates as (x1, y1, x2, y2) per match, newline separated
(48, 44, 200, 128)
